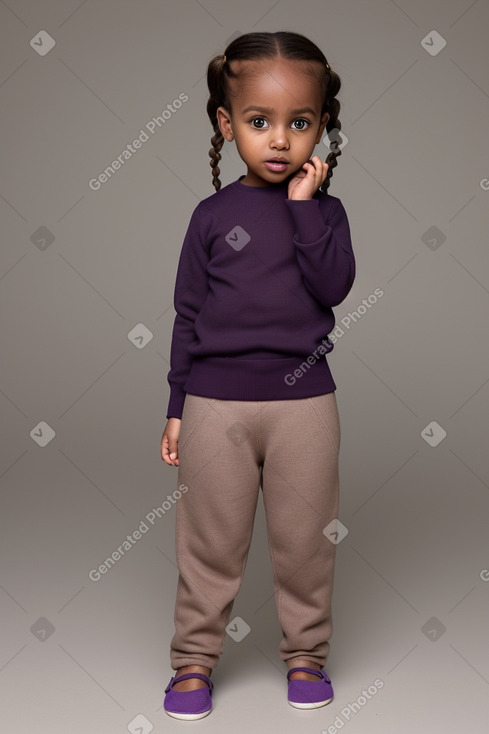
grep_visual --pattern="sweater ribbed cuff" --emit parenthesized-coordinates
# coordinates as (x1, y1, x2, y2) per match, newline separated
(167, 390, 185, 420)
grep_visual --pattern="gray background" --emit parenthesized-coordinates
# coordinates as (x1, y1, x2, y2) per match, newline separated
(1, 1, 488, 732)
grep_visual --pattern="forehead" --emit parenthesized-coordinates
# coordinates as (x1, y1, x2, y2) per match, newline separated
(229, 57, 324, 114)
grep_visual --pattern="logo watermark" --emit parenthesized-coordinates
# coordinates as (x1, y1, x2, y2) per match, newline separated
(323, 127, 349, 153)
(89, 92, 189, 191)
(321, 678, 384, 733)
(89, 484, 188, 581)
(284, 288, 384, 386)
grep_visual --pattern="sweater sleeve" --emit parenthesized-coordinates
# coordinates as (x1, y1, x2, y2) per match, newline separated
(284, 197, 355, 308)
(166, 204, 211, 419)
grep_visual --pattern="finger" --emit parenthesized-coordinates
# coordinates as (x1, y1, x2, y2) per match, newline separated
(169, 443, 179, 465)
(162, 449, 179, 466)
(301, 161, 317, 178)
(161, 436, 176, 465)
(306, 156, 325, 176)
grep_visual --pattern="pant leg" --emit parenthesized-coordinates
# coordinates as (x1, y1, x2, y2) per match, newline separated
(170, 394, 262, 670)
(258, 391, 341, 668)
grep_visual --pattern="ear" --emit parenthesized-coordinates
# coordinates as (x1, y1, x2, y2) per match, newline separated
(315, 111, 330, 144)
(217, 106, 234, 141)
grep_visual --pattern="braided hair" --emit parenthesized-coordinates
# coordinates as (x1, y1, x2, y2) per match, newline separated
(206, 31, 343, 193)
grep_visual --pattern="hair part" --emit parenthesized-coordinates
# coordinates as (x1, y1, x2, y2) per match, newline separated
(206, 31, 342, 193)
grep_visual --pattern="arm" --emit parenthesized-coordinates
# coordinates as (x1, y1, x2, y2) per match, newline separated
(284, 197, 356, 308)
(166, 203, 211, 419)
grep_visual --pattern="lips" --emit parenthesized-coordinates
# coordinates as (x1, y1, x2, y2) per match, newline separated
(264, 158, 290, 172)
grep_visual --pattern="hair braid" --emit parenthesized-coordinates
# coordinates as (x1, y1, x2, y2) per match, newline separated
(207, 55, 227, 192)
(320, 65, 342, 195)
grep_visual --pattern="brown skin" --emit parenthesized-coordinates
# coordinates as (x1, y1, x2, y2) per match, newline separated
(161, 416, 181, 467)
(217, 56, 330, 195)
(168, 659, 322, 692)
(161, 59, 330, 687)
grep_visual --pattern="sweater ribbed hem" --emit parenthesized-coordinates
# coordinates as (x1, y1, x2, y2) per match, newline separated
(183, 355, 336, 404)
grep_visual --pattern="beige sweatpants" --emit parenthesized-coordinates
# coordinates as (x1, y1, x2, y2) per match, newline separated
(169, 391, 341, 671)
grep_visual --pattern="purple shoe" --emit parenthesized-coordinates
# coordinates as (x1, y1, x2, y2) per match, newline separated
(287, 667, 334, 709)
(164, 672, 214, 720)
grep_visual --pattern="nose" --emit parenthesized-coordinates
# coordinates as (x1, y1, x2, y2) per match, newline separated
(270, 125, 289, 150)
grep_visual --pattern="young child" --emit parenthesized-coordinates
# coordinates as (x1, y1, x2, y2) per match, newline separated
(160, 30, 355, 720)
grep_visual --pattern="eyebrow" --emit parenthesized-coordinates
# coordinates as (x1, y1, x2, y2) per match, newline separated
(241, 105, 317, 116)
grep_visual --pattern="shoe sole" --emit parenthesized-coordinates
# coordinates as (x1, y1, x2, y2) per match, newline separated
(164, 707, 212, 720)
(288, 695, 334, 709)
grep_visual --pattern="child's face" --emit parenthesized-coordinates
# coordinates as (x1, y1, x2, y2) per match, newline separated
(217, 57, 330, 188)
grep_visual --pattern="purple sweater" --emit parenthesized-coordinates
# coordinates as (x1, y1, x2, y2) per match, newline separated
(166, 175, 355, 420)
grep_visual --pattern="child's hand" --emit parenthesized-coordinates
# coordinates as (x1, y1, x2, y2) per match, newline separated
(161, 417, 182, 466)
(288, 155, 329, 200)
